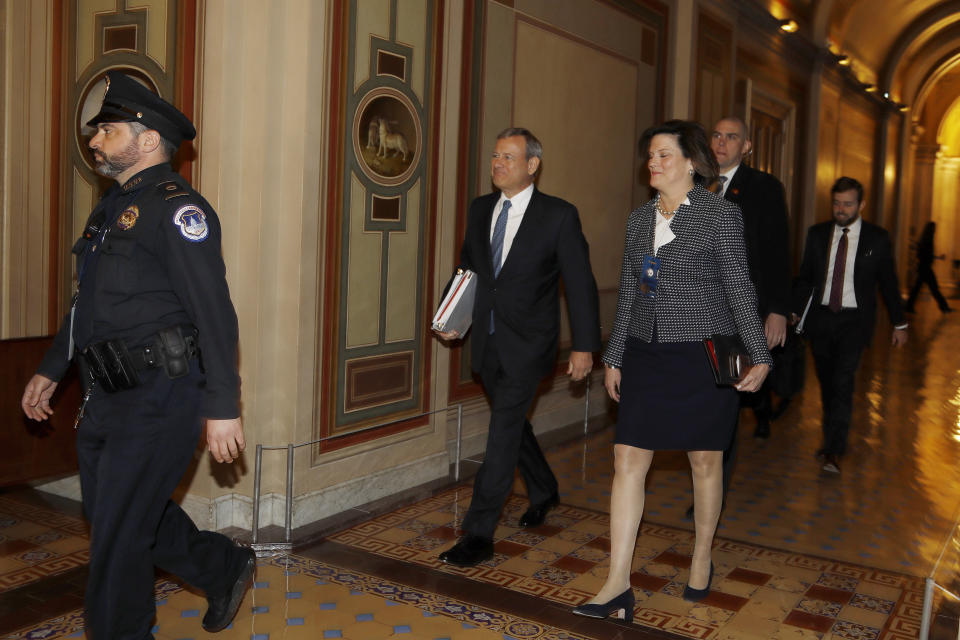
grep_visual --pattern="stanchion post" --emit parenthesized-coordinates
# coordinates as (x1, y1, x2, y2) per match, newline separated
(252, 444, 263, 544)
(583, 374, 591, 434)
(455, 404, 463, 481)
(285, 444, 294, 543)
(921, 576, 935, 640)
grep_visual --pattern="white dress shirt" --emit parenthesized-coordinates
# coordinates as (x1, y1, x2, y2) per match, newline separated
(719, 164, 740, 197)
(820, 216, 862, 308)
(489, 182, 534, 271)
(654, 196, 689, 254)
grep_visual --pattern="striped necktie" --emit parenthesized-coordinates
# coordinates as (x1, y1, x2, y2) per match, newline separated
(489, 200, 511, 333)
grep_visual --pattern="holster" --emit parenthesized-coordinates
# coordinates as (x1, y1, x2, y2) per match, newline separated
(152, 326, 197, 379)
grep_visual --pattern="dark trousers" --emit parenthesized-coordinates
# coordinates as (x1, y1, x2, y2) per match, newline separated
(461, 335, 559, 539)
(906, 265, 950, 311)
(77, 366, 245, 640)
(808, 310, 864, 456)
(743, 383, 772, 425)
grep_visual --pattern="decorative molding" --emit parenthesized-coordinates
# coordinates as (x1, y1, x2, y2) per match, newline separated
(318, 0, 443, 454)
(344, 351, 414, 414)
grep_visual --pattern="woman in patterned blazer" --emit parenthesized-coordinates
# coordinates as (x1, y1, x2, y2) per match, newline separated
(573, 121, 772, 621)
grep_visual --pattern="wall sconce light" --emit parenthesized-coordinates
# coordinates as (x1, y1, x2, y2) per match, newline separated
(837, 55, 851, 66)
(779, 19, 799, 33)
(863, 84, 877, 93)
(899, 105, 909, 112)
(883, 91, 890, 99)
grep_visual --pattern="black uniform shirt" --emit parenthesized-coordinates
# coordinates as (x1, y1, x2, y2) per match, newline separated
(39, 163, 241, 419)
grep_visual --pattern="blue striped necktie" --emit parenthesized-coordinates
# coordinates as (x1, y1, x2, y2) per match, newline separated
(489, 200, 511, 333)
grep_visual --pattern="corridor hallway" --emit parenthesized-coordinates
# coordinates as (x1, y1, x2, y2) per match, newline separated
(0, 295, 957, 639)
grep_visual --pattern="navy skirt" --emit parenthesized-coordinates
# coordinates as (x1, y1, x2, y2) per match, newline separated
(615, 337, 739, 451)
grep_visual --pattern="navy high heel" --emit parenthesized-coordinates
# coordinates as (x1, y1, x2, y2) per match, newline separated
(682, 562, 714, 602)
(572, 587, 635, 622)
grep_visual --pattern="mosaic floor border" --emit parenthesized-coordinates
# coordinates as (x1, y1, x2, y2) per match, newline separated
(328, 486, 927, 639)
(1, 554, 592, 640)
(0, 495, 90, 594)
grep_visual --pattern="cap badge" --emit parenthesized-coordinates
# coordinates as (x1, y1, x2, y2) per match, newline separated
(117, 205, 139, 230)
(173, 205, 209, 242)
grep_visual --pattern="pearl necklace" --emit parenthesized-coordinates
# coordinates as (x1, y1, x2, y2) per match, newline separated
(655, 195, 680, 217)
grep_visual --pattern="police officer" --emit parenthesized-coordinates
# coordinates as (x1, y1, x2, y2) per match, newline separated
(20, 71, 254, 638)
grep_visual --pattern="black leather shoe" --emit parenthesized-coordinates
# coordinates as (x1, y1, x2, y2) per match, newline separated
(753, 422, 770, 439)
(572, 587, 635, 622)
(682, 562, 714, 602)
(202, 547, 256, 632)
(518, 493, 559, 528)
(438, 536, 493, 567)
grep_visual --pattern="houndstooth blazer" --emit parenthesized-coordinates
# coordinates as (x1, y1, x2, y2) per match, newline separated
(602, 184, 772, 368)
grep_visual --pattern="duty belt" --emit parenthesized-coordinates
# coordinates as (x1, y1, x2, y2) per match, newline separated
(79, 326, 198, 393)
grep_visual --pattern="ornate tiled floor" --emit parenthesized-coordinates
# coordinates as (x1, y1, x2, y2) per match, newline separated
(0, 496, 88, 592)
(328, 488, 924, 639)
(1, 295, 959, 639)
(2, 555, 585, 640)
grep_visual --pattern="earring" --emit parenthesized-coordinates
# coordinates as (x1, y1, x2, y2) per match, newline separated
(688, 168, 694, 177)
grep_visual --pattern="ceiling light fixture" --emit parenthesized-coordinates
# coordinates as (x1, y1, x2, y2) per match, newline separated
(779, 19, 799, 33)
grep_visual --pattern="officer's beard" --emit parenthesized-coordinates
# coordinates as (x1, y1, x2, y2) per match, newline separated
(93, 138, 140, 179)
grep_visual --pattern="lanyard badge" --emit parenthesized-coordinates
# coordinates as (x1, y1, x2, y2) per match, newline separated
(639, 255, 660, 298)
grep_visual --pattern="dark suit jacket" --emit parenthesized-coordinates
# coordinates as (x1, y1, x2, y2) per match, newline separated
(723, 164, 791, 318)
(457, 188, 601, 379)
(794, 219, 906, 346)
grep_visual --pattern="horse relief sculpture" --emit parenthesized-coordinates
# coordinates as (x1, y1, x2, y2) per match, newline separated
(356, 94, 418, 183)
(376, 118, 410, 161)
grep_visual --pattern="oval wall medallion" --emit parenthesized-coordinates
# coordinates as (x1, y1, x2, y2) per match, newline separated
(353, 88, 422, 187)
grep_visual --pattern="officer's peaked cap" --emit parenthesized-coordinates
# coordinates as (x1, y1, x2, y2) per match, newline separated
(86, 71, 196, 147)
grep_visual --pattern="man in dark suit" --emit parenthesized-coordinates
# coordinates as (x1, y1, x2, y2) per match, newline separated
(711, 117, 791, 439)
(683, 118, 792, 521)
(434, 127, 601, 566)
(794, 176, 907, 474)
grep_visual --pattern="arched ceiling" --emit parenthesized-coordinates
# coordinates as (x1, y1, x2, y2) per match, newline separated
(750, 1, 960, 144)
(827, 1, 952, 80)
(937, 95, 960, 155)
(798, 0, 960, 126)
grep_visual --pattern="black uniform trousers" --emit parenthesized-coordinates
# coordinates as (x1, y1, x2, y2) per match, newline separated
(808, 308, 864, 457)
(77, 365, 246, 639)
(460, 334, 559, 540)
(906, 265, 950, 311)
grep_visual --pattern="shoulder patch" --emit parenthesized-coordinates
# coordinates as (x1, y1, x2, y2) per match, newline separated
(173, 205, 209, 242)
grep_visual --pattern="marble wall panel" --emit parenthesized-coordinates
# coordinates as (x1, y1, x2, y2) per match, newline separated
(450, 0, 667, 393)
